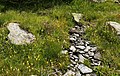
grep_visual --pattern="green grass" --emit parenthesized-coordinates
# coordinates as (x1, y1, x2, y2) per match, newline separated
(0, 0, 120, 76)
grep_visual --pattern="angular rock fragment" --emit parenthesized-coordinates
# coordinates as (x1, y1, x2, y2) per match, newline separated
(107, 21, 120, 35)
(76, 46, 86, 49)
(94, 52, 101, 60)
(78, 64, 93, 74)
(7, 23, 36, 45)
(63, 70, 75, 76)
(78, 54, 86, 63)
(72, 13, 83, 23)
(70, 46, 76, 52)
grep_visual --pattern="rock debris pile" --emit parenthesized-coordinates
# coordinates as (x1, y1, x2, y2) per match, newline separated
(62, 13, 102, 76)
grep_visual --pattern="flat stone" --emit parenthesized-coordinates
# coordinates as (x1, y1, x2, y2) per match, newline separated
(78, 54, 86, 63)
(78, 50, 85, 54)
(69, 28, 79, 34)
(91, 59, 101, 66)
(7, 23, 36, 45)
(70, 46, 76, 52)
(94, 52, 101, 60)
(76, 46, 86, 49)
(78, 64, 93, 74)
(76, 71, 82, 76)
(61, 50, 68, 54)
(73, 55, 79, 59)
(63, 70, 75, 76)
(72, 13, 83, 23)
(90, 47, 97, 52)
(88, 51, 94, 57)
(70, 37, 76, 41)
(70, 59, 77, 65)
(107, 21, 120, 35)
(92, 0, 106, 2)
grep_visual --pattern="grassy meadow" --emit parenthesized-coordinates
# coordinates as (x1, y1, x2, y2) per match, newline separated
(0, 0, 120, 76)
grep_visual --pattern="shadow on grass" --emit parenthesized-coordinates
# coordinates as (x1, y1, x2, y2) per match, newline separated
(0, 0, 73, 12)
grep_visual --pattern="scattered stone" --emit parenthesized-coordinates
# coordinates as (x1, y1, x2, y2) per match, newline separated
(107, 21, 120, 35)
(94, 52, 101, 60)
(63, 70, 75, 76)
(76, 46, 86, 49)
(88, 51, 94, 57)
(72, 13, 83, 23)
(61, 50, 68, 54)
(7, 23, 36, 45)
(73, 55, 79, 59)
(78, 54, 86, 63)
(69, 28, 79, 34)
(92, 0, 106, 2)
(84, 46, 91, 52)
(70, 37, 76, 41)
(90, 73, 97, 76)
(70, 59, 77, 65)
(78, 64, 93, 74)
(90, 47, 97, 52)
(79, 50, 86, 54)
(76, 71, 82, 76)
(70, 46, 76, 52)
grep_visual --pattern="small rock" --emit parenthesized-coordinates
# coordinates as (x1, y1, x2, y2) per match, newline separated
(63, 70, 75, 76)
(88, 51, 94, 57)
(70, 46, 76, 52)
(90, 47, 97, 52)
(70, 59, 77, 65)
(72, 13, 83, 23)
(92, 0, 106, 2)
(78, 50, 85, 54)
(76, 71, 82, 76)
(107, 21, 120, 35)
(91, 59, 101, 66)
(78, 54, 86, 63)
(70, 37, 76, 41)
(94, 52, 101, 60)
(73, 55, 79, 59)
(76, 46, 86, 49)
(30, 75, 37, 76)
(86, 74, 91, 76)
(69, 28, 79, 34)
(61, 50, 68, 54)
(83, 53, 89, 58)
(74, 33, 80, 37)
(78, 64, 93, 74)
(90, 73, 97, 76)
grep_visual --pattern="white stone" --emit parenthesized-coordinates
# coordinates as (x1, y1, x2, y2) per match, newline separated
(70, 59, 77, 64)
(70, 46, 76, 52)
(73, 55, 79, 59)
(78, 64, 93, 74)
(76, 46, 85, 49)
(72, 13, 83, 22)
(70, 37, 76, 41)
(107, 21, 120, 35)
(78, 54, 86, 63)
(92, 0, 106, 2)
(63, 70, 75, 76)
(88, 51, 94, 57)
(94, 52, 101, 60)
(61, 50, 68, 54)
(90, 47, 97, 52)
(76, 71, 81, 76)
(7, 23, 36, 45)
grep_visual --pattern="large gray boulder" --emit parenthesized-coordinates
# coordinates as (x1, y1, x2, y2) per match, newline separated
(107, 21, 120, 35)
(7, 23, 36, 45)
